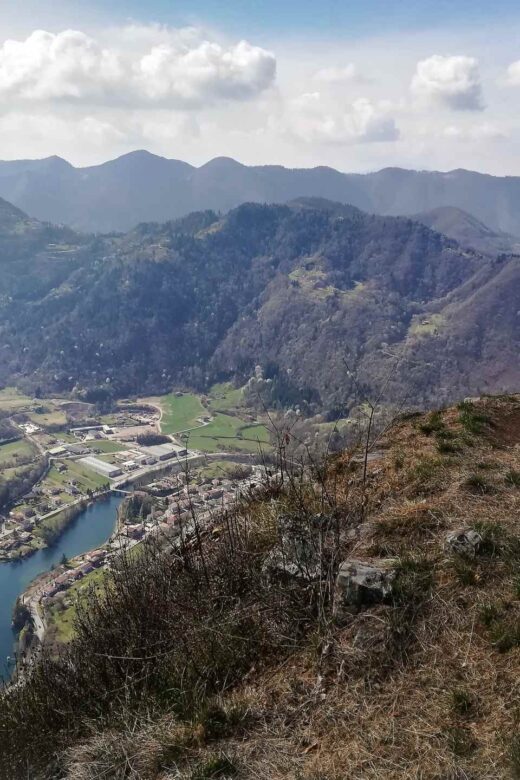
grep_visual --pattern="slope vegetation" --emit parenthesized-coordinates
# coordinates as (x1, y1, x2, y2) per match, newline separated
(1, 394, 520, 779)
(0, 198, 518, 411)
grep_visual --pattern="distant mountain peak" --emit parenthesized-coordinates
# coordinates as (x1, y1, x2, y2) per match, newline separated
(112, 149, 166, 162)
(1, 152, 520, 237)
(200, 156, 245, 170)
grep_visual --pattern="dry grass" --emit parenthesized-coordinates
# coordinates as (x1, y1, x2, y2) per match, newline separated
(145, 393, 519, 780)
(9, 395, 520, 780)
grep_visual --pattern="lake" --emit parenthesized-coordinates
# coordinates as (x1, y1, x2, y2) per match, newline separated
(0, 493, 123, 676)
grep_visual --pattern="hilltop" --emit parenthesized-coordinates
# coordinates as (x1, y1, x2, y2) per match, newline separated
(3, 152, 520, 235)
(1, 393, 520, 779)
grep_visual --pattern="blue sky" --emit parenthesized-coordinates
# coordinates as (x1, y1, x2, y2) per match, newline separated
(0, 0, 520, 173)
(84, 0, 520, 38)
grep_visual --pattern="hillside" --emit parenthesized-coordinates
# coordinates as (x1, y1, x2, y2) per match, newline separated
(2, 394, 520, 778)
(413, 206, 520, 256)
(4, 153, 520, 235)
(0, 198, 518, 411)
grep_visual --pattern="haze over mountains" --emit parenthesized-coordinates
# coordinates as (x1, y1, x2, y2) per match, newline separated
(0, 193, 517, 411)
(4, 151, 520, 236)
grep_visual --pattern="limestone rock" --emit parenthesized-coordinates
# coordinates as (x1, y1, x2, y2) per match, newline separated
(446, 528, 482, 557)
(263, 513, 327, 582)
(334, 558, 397, 618)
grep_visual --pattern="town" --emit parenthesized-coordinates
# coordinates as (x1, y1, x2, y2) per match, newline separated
(0, 385, 274, 657)
(26, 459, 268, 652)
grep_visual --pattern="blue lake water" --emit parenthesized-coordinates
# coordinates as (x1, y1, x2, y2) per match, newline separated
(0, 493, 122, 677)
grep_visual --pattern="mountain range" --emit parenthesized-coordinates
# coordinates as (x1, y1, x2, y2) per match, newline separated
(0, 193, 517, 411)
(3, 151, 520, 235)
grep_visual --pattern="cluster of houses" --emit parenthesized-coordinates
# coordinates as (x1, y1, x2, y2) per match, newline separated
(28, 464, 269, 640)
(0, 404, 183, 558)
(0, 528, 34, 554)
(41, 549, 107, 601)
(0, 476, 89, 558)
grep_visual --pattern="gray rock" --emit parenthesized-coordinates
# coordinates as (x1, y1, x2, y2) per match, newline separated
(446, 528, 482, 557)
(334, 558, 397, 617)
(262, 513, 324, 582)
(262, 547, 322, 581)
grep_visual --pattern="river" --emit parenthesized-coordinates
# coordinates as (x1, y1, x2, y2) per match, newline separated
(0, 493, 123, 676)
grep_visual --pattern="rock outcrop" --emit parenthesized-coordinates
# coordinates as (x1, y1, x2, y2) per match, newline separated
(334, 558, 397, 620)
(446, 528, 482, 558)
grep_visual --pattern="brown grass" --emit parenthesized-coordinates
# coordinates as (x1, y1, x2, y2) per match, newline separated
(8, 395, 520, 780)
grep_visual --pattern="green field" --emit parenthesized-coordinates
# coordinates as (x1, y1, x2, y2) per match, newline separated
(208, 382, 244, 411)
(154, 387, 270, 453)
(0, 387, 32, 412)
(159, 393, 206, 434)
(188, 413, 271, 453)
(0, 438, 36, 467)
(27, 409, 68, 428)
(409, 313, 445, 337)
(198, 459, 251, 480)
(43, 460, 108, 494)
(240, 424, 271, 444)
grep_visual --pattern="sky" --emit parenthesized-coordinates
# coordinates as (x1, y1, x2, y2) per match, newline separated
(0, 0, 520, 174)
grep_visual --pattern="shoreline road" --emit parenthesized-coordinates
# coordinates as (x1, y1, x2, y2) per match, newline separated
(26, 597, 45, 642)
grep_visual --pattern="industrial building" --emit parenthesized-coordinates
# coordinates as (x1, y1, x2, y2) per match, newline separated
(78, 456, 123, 479)
(144, 443, 187, 461)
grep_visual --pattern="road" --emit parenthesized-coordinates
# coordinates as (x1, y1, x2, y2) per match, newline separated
(26, 596, 45, 642)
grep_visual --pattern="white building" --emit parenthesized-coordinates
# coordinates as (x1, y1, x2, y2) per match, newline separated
(78, 456, 123, 479)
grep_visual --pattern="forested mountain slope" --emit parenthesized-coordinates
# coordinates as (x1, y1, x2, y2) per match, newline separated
(0, 197, 518, 411)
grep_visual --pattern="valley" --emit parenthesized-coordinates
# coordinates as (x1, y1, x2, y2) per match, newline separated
(0, 383, 273, 561)
(0, 2, 519, 775)
(0, 380, 277, 672)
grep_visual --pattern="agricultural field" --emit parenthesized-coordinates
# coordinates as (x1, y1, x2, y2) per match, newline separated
(196, 459, 253, 480)
(240, 424, 271, 444)
(151, 384, 271, 454)
(207, 382, 244, 411)
(0, 438, 37, 467)
(0, 387, 32, 413)
(409, 312, 445, 337)
(42, 460, 108, 497)
(26, 407, 68, 428)
(187, 413, 271, 453)
(156, 393, 206, 435)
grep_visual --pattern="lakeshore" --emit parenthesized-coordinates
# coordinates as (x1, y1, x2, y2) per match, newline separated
(0, 493, 122, 676)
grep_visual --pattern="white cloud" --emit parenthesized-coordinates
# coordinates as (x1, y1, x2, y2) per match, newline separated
(443, 122, 505, 141)
(411, 55, 484, 111)
(0, 112, 129, 161)
(136, 39, 276, 106)
(279, 93, 399, 145)
(0, 28, 276, 108)
(505, 60, 520, 86)
(0, 30, 123, 101)
(313, 64, 362, 85)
